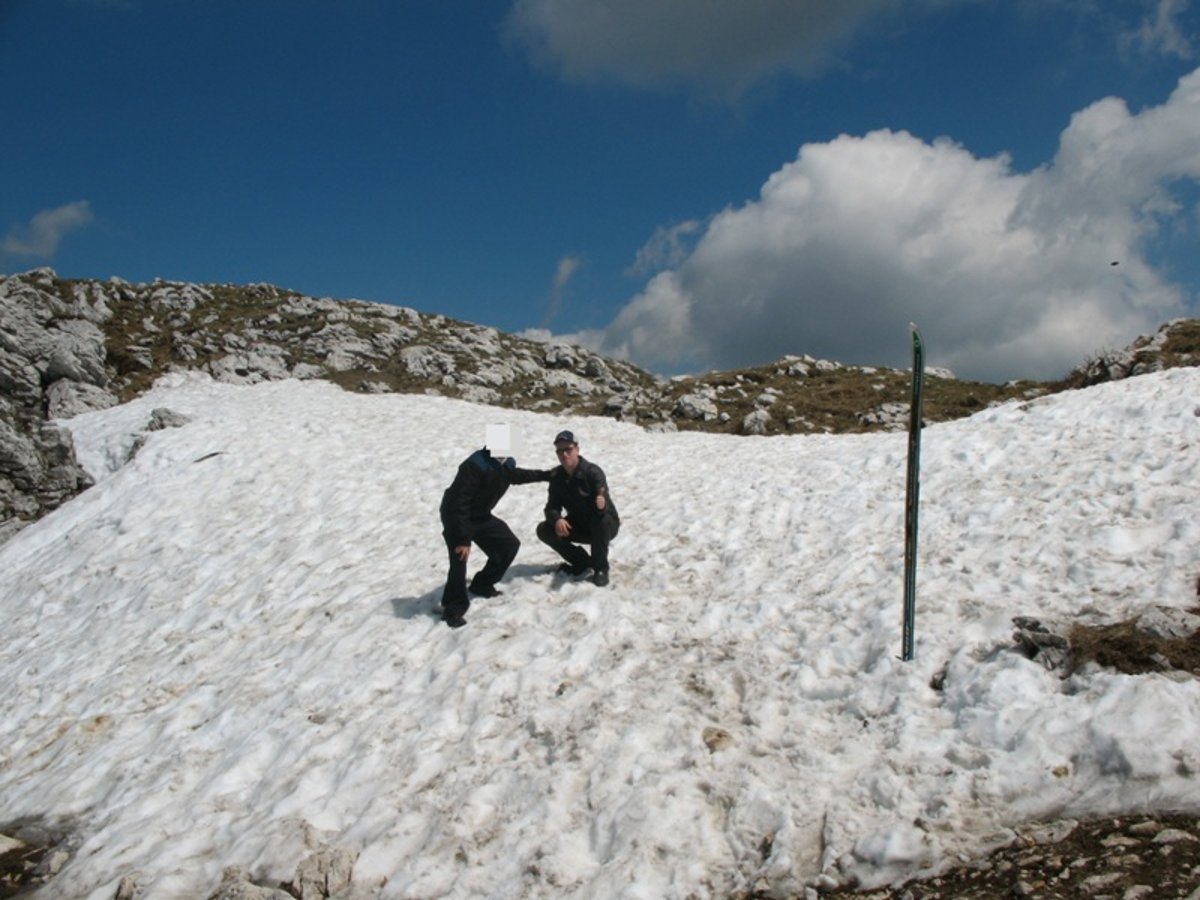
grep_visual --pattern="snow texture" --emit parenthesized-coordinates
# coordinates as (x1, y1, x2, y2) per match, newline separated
(1, 368, 1199, 898)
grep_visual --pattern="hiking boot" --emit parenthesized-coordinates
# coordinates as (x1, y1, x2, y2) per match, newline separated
(468, 582, 502, 598)
(591, 570, 609, 587)
(557, 562, 590, 577)
(442, 611, 467, 629)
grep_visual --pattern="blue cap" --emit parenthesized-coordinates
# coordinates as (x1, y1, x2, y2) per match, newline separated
(553, 430, 576, 445)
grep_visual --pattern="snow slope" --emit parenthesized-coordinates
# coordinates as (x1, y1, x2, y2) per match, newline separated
(2, 369, 1198, 898)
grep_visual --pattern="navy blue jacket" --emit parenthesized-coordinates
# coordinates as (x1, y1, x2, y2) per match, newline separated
(440, 449, 550, 545)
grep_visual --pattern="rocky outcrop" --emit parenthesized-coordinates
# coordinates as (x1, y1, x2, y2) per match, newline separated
(205, 837, 362, 900)
(0, 269, 107, 539)
(1063, 318, 1200, 389)
(1012, 609, 1200, 676)
(96, 279, 656, 408)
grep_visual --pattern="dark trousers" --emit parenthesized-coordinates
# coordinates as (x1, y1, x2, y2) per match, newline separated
(536, 513, 619, 572)
(441, 515, 519, 616)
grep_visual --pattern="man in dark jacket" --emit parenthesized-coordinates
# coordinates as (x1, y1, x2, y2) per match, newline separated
(440, 445, 550, 628)
(536, 430, 620, 587)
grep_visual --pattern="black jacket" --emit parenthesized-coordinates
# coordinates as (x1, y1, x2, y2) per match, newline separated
(440, 449, 550, 545)
(544, 457, 619, 526)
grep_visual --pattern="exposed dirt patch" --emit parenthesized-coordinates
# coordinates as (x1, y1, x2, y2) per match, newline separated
(1069, 617, 1200, 676)
(810, 814, 1200, 899)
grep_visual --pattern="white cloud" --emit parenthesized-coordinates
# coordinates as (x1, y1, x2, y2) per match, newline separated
(601, 269, 698, 367)
(502, 0, 909, 99)
(541, 253, 585, 326)
(597, 68, 1200, 382)
(1120, 0, 1195, 60)
(626, 220, 702, 278)
(503, 1, 1198, 103)
(3, 201, 96, 259)
(553, 254, 583, 292)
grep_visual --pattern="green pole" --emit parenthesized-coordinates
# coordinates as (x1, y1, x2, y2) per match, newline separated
(902, 324, 925, 662)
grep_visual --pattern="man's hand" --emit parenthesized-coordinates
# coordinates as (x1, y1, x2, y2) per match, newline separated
(455, 544, 471, 561)
(595, 487, 606, 511)
(555, 518, 572, 538)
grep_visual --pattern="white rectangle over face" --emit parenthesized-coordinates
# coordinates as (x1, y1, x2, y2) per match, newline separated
(486, 423, 521, 459)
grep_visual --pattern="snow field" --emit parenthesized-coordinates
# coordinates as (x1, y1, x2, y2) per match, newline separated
(0, 369, 1197, 898)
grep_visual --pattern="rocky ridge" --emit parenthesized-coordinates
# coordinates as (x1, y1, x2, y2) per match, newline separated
(1, 268, 657, 540)
(4, 268, 1200, 542)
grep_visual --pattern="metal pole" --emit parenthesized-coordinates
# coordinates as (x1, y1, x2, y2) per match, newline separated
(902, 324, 925, 661)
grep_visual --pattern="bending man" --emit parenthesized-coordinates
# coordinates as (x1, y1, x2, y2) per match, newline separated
(440, 443, 550, 628)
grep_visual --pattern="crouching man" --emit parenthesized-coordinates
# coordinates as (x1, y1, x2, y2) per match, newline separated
(536, 430, 619, 587)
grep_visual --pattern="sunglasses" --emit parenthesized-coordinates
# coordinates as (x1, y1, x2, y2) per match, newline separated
(555, 445, 577, 456)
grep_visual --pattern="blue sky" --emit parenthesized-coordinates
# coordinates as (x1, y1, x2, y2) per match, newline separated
(2, 0, 1198, 382)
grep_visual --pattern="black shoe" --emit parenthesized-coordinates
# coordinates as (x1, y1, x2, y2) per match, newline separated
(468, 583, 502, 598)
(443, 611, 467, 629)
(591, 570, 609, 587)
(557, 562, 590, 577)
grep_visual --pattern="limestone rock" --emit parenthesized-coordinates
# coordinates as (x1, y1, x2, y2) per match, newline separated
(0, 417, 44, 486)
(45, 379, 119, 419)
(1135, 606, 1200, 641)
(857, 401, 909, 431)
(1012, 617, 1070, 671)
(147, 408, 191, 431)
(290, 845, 359, 900)
(208, 349, 292, 384)
(674, 392, 719, 421)
(206, 868, 293, 900)
(41, 318, 108, 386)
(0, 348, 41, 399)
(742, 408, 771, 435)
(400, 345, 455, 378)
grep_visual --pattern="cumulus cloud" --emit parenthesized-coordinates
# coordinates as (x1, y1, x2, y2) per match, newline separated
(502, 0, 907, 98)
(2, 201, 96, 259)
(597, 69, 1200, 382)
